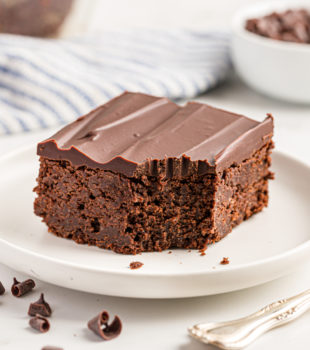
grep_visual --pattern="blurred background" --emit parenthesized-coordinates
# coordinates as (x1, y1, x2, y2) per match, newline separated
(0, 0, 264, 37)
(62, 0, 261, 35)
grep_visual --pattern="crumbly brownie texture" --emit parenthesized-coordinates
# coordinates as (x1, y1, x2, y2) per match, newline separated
(246, 9, 310, 44)
(34, 92, 274, 254)
(34, 142, 273, 254)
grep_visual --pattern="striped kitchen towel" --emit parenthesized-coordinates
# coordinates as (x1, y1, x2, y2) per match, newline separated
(0, 29, 230, 135)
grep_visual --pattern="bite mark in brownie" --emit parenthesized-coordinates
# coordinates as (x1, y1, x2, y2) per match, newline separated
(34, 92, 274, 254)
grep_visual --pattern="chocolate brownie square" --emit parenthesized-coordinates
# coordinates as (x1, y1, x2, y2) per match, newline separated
(34, 92, 274, 254)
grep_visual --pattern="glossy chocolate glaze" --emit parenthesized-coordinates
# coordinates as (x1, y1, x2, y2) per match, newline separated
(37, 92, 274, 177)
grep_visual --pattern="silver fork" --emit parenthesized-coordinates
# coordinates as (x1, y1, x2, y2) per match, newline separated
(188, 289, 310, 349)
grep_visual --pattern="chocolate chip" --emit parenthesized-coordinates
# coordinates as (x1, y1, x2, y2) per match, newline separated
(246, 9, 310, 44)
(29, 315, 50, 333)
(129, 261, 143, 270)
(28, 293, 52, 317)
(42, 347, 63, 350)
(11, 277, 35, 297)
(87, 310, 122, 340)
(0, 281, 5, 295)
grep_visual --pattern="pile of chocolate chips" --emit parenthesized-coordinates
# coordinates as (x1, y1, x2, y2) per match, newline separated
(0, 277, 122, 349)
(245, 9, 310, 43)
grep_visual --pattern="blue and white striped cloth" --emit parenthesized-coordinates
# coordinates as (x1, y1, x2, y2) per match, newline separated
(0, 29, 230, 135)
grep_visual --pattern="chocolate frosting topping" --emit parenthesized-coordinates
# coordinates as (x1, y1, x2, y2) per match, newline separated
(37, 92, 274, 176)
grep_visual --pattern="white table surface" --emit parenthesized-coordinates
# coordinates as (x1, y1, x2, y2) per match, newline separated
(0, 0, 310, 347)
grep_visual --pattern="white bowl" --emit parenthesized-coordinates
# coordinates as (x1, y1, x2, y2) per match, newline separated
(231, 1, 310, 104)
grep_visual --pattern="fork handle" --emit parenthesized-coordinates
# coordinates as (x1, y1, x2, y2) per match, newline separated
(189, 289, 310, 350)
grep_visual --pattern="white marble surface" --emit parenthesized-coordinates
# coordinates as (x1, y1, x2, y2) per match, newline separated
(0, 0, 310, 347)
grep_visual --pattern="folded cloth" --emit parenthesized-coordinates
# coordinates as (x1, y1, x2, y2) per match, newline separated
(0, 29, 230, 135)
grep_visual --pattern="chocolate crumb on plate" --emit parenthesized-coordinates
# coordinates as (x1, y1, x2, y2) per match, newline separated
(42, 347, 63, 350)
(0, 281, 5, 295)
(11, 277, 35, 297)
(129, 261, 143, 270)
(87, 310, 122, 340)
(29, 315, 50, 333)
(28, 293, 52, 317)
(220, 257, 230, 265)
(199, 248, 206, 256)
(168, 251, 172, 254)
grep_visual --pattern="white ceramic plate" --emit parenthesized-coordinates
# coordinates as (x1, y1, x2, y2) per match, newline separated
(0, 147, 309, 298)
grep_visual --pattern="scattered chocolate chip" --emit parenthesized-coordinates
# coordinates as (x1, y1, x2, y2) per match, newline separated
(168, 251, 172, 254)
(87, 310, 122, 340)
(42, 347, 63, 350)
(0, 281, 5, 295)
(220, 257, 230, 265)
(29, 315, 50, 333)
(129, 261, 143, 270)
(11, 277, 35, 297)
(28, 293, 52, 317)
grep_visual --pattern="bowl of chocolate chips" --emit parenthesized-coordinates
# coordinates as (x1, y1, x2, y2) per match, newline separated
(232, 1, 310, 104)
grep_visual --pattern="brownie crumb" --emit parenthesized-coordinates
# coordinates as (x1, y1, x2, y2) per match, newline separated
(42, 347, 63, 350)
(220, 257, 230, 265)
(87, 310, 122, 340)
(28, 293, 52, 317)
(11, 277, 35, 297)
(0, 281, 5, 295)
(168, 251, 172, 254)
(129, 261, 144, 270)
(29, 315, 50, 333)
(199, 248, 206, 256)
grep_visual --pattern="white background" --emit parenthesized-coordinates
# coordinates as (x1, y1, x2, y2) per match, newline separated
(0, 0, 310, 349)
